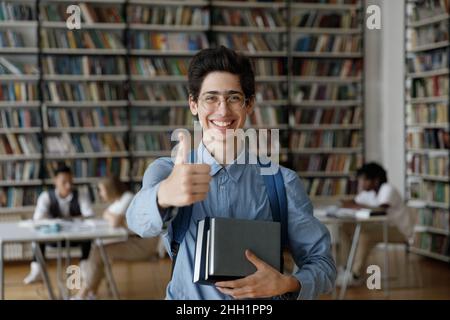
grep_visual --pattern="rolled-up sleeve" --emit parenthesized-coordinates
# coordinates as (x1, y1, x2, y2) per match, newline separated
(126, 158, 174, 238)
(282, 169, 337, 300)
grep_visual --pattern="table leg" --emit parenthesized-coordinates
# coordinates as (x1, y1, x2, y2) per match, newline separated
(56, 241, 65, 300)
(339, 222, 361, 300)
(97, 239, 120, 300)
(383, 220, 389, 298)
(0, 240, 4, 300)
(33, 242, 56, 300)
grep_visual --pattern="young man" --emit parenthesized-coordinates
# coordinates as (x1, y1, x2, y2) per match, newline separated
(126, 46, 336, 300)
(337, 162, 413, 286)
(24, 164, 94, 284)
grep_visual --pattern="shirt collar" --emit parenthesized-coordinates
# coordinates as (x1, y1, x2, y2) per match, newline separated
(196, 141, 248, 182)
(55, 191, 73, 202)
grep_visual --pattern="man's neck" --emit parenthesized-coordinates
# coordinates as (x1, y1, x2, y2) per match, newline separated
(203, 137, 243, 165)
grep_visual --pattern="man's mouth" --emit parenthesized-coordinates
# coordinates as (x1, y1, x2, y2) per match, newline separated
(209, 119, 236, 130)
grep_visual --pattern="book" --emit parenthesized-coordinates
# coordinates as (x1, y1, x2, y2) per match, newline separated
(128, 5, 209, 26)
(130, 32, 209, 51)
(212, 8, 285, 27)
(0, 161, 40, 181)
(193, 217, 281, 284)
(42, 56, 126, 76)
(0, 186, 41, 207)
(303, 177, 358, 197)
(0, 2, 36, 21)
(407, 152, 449, 177)
(47, 107, 127, 128)
(40, 3, 123, 23)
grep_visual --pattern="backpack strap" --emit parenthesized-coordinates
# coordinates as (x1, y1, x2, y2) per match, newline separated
(260, 167, 288, 249)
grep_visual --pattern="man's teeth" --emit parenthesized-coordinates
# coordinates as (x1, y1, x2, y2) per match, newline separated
(212, 120, 232, 127)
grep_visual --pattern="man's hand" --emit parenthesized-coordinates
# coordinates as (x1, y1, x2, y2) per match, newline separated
(157, 133, 211, 208)
(215, 250, 300, 299)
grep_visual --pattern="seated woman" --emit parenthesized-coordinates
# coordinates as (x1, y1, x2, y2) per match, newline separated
(337, 162, 413, 286)
(76, 176, 159, 299)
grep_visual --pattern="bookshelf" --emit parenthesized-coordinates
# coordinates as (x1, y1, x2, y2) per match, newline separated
(405, 0, 450, 262)
(0, 0, 367, 260)
(288, 0, 364, 202)
(39, 0, 130, 205)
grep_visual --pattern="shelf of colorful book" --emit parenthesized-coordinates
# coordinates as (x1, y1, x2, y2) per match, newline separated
(291, 27, 361, 35)
(290, 3, 360, 11)
(44, 177, 130, 185)
(0, 206, 36, 215)
(408, 199, 450, 210)
(414, 225, 450, 236)
(0, 154, 41, 161)
(407, 148, 449, 154)
(129, 24, 209, 32)
(129, 0, 208, 6)
(290, 124, 362, 130)
(40, 22, 126, 30)
(291, 100, 362, 107)
(409, 247, 450, 263)
(291, 76, 361, 83)
(407, 13, 450, 28)
(407, 174, 450, 183)
(44, 151, 129, 159)
(43, 75, 127, 81)
(407, 68, 449, 79)
(0, 180, 42, 187)
(291, 52, 362, 58)
(290, 147, 362, 154)
(0, 128, 41, 134)
(407, 96, 448, 104)
(0, 21, 37, 28)
(211, 1, 286, 9)
(129, 49, 200, 57)
(0, 75, 39, 81)
(409, 41, 449, 53)
(44, 126, 128, 134)
(43, 101, 128, 108)
(407, 123, 449, 129)
(41, 48, 127, 55)
(211, 26, 287, 33)
(297, 171, 356, 178)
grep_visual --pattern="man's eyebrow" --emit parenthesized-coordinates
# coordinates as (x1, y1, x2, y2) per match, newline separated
(202, 90, 243, 95)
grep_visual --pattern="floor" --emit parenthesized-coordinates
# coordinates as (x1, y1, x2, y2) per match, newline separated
(3, 245, 450, 300)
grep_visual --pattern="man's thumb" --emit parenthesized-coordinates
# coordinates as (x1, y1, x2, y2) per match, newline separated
(175, 132, 189, 165)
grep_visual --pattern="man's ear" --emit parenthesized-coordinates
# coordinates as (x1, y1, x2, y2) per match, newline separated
(246, 96, 255, 115)
(189, 95, 198, 116)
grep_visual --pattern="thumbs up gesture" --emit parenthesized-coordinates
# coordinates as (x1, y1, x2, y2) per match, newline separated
(157, 133, 212, 209)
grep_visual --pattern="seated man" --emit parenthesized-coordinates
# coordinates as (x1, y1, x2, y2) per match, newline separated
(337, 162, 413, 286)
(24, 164, 94, 284)
(126, 46, 336, 300)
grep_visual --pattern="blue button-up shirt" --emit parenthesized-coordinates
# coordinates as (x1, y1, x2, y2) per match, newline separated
(126, 142, 336, 300)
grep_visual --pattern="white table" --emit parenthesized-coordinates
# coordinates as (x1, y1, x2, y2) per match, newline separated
(316, 214, 389, 300)
(0, 219, 128, 300)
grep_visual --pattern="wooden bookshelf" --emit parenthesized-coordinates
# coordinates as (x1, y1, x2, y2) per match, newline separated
(288, 0, 364, 201)
(0, 0, 42, 226)
(405, 0, 450, 263)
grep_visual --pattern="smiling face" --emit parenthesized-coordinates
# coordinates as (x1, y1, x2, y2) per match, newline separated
(189, 71, 254, 145)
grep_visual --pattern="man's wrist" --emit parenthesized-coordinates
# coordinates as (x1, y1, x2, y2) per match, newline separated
(157, 181, 170, 210)
(282, 275, 301, 294)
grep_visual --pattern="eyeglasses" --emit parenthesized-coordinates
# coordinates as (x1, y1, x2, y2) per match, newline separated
(199, 92, 247, 111)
